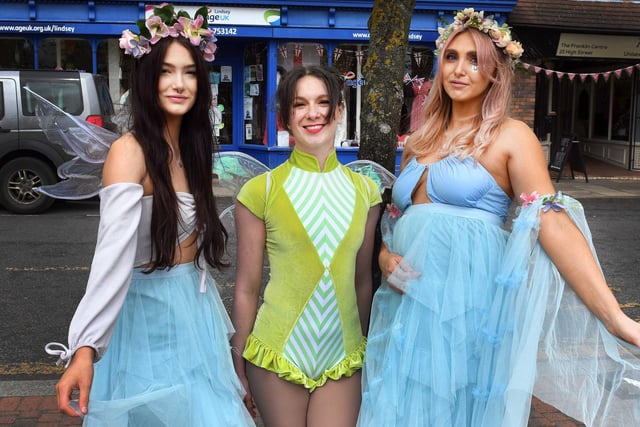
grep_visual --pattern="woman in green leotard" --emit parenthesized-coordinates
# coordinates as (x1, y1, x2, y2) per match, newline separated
(231, 65, 381, 426)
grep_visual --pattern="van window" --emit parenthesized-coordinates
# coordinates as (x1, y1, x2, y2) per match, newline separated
(95, 77, 115, 116)
(0, 82, 4, 120)
(22, 79, 84, 116)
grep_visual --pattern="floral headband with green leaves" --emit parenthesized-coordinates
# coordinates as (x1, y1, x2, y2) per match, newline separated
(435, 8, 523, 64)
(119, 3, 217, 62)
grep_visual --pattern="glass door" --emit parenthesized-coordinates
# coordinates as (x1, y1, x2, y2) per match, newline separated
(208, 64, 233, 146)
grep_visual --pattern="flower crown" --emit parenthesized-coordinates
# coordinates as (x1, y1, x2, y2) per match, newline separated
(119, 3, 217, 62)
(435, 8, 523, 64)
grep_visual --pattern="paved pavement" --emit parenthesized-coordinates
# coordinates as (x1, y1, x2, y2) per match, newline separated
(2, 160, 639, 426)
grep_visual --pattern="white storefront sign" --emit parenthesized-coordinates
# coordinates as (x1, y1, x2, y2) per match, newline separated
(147, 5, 281, 26)
(557, 33, 640, 59)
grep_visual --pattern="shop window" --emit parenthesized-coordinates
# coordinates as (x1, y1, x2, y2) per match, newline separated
(592, 78, 611, 139)
(243, 43, 267, 145)
(38, 38, 91, 71)
(0, 38, 34, 69)
(277, 42, 329, 70)
(573, 81, 591, 140)
(332, 44, 433, 146)
(208, 65, 233, 145)
(611, 75, 632, 141)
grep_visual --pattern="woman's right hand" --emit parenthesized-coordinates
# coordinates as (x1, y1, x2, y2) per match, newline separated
(379, 248, 419, 294)
(239, 374, 257, 418)
(231, 352, 257, 418)
(55, 346, 94, 417)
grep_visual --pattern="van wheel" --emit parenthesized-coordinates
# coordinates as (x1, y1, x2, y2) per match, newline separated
(0, 157, 57, 214)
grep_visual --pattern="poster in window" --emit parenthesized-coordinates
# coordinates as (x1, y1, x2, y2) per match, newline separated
(244, 97, 253, 120)
(221, 66, 232, 82)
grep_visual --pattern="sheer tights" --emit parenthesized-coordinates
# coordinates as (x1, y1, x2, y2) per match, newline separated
(246, 362, 361, 427)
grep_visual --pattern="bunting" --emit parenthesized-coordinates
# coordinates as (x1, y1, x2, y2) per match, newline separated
(279, 44, 288, 59)
(333, 47, 343, 62)
(523, 62, 640, 81)
(413, 51, 423, 67)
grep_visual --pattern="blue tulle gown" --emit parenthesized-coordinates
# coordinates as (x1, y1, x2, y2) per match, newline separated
(358, 155, 640, 427)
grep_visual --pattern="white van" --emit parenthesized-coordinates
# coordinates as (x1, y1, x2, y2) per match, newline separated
(0, 70, 116, 214)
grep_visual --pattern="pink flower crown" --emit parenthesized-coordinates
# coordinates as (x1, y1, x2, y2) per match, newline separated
(435, 8, 523, 65)
(119, 3, 217, 62)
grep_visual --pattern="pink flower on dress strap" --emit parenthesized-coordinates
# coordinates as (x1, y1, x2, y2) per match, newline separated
(519, 191, 539, 207)
(387, 203, 403, 219)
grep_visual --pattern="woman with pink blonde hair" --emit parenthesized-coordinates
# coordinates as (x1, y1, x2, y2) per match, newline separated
(358, 8, 640, 427)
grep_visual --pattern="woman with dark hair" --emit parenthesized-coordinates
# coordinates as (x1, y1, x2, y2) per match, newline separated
(358, 8, 640, 427)
(45, 5, 254, 426)
(231, 65, 381, 426)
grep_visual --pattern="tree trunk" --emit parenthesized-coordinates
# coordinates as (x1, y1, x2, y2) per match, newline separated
(358, 0, 416, 173)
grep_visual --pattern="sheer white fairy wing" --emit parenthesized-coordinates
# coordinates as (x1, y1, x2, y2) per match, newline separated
(36, 158, 103, 200)
(344, 159, 396, 192)
(213, 151, 270, 201)
(23, 87, 118, 163)
(213, 151, 270, 261)
(23, 87, 119, 199)
(35, 175, 102, 200)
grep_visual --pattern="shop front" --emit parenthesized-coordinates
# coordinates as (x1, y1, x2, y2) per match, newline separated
(0, 1, 517, 169)
(509, 0, 640, 171)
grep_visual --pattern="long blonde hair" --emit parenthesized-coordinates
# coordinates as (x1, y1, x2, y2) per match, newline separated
(403, 28, 514, 166)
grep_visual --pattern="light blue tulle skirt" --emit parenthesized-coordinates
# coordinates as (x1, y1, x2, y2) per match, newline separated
(84, 263, 255, 427)
(359, 198, 640, 427)
(358, 203, 509, 427)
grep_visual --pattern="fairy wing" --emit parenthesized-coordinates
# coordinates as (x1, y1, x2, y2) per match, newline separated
(344, 159, 396, 192)
(24, 87, 117, 163)
(213, 151, 270, 208)
(23, 87, 120, 199)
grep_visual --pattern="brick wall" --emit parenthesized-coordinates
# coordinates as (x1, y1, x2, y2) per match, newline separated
(511, 70, 537, 128)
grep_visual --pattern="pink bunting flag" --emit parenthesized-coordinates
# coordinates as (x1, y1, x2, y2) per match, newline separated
(333, 48, 342, 62)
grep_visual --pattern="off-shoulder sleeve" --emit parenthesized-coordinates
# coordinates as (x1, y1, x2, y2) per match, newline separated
(47, 183, 143, 366)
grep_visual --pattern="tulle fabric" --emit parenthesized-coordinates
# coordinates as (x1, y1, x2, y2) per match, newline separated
(359, 197, 640, 427)
(359, 203, 509, 427)
(476, 195, 640, 427)
(85, 263, 255, 427)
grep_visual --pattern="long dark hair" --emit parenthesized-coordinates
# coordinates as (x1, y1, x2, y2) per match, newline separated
(129, 37, 227, 271)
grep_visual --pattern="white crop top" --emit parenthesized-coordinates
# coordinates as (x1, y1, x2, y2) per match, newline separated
(134, 192, 197, 266)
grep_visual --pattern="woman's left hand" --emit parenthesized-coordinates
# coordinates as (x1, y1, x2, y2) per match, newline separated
(608, 311, 640, 348)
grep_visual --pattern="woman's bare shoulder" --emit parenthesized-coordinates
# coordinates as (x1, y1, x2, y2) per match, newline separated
(497, 118, 540, 150)
(103, 132, 146, 185)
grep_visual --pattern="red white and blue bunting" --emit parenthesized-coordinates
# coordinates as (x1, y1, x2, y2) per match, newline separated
(523, 62, 640, 82)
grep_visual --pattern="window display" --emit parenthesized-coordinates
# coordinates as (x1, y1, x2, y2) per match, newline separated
(208, 66, 233, 145)
(243, 43, 267, 145)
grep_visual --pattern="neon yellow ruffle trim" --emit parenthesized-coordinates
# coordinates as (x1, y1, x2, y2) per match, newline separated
(243, 334, 366, 392)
